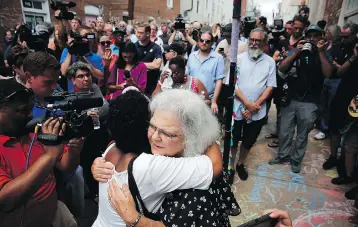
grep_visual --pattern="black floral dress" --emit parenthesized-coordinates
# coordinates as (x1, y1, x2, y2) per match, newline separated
(157, 174, 241, 227)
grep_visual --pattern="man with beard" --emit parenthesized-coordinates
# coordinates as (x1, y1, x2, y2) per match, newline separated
(186, 32, 225, 114)
(0, 79, 82, 226)
(231, 28, 276, 180)
(269, 25, 333, 173)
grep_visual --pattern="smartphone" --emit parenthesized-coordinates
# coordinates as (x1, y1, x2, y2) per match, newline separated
(219, 48, 224, 52)
(238, 213, 278, 227)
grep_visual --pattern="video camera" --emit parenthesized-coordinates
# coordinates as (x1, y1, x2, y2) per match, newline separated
(50, 0, 76, 20)
(28, 93, 104, 145)
(301, 40, 317, 54)
(271, 19, 285, 38)
(243, 17, 256, 38)
(16, 23, 49, 52)
(69, 31, 95, 56)
(173, 14, 186, 30)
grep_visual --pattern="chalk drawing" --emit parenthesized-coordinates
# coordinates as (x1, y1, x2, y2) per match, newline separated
(292, 209, 352, 226)
(325, 168, 338, 178)
(264, 185, 283, 204)
(286, 197, 311, 211)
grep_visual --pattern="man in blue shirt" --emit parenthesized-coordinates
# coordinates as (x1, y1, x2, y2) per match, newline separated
(23, 51, 85, 220)
(60, 26, 104, 92)
(186, 31, 225, 114)
(110, 28, 126, 56)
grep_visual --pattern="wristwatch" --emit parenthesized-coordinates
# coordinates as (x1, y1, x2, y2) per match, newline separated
(127, 213, 143, 227)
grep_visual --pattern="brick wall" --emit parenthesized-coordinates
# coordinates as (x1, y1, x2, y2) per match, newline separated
(0, 0, 23, 30)
(323, 0, 344, 27)
(134, 0, 180, 23)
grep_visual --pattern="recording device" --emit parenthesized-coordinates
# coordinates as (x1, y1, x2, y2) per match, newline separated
(238, 213, 278, 227)
(192, 29, 200, 42)
(274, 19, 283, 29)
(301, 40, 317, 54)
(123, 70, 131, 80)
(243, 17, 256, 38)
(28, 94, 103, 145)
(15, 24, 49, 51)
(174, 14, 186, 30)
(219, 48, 224, 52)
(50, 0, 76, 20)
(69, 32, 95, 56)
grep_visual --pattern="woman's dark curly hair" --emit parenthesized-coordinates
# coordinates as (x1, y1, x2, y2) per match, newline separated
(108, 90, 151, 155)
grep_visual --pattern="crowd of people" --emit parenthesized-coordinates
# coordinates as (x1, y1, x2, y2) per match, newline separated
(0, 0, 357, 226)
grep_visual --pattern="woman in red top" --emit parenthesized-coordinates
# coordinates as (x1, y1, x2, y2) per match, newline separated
(107, 41, 147, 100)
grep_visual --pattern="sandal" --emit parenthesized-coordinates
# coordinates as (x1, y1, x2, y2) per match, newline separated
(265, 133, 278, 139)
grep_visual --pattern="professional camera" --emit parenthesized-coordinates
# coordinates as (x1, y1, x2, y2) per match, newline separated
(173, 14, 186, 30)
(191, 29, 200, 42)
(28, 93, 104, 145)
(15, 23, 49, 51)
(50, 0, 76, 20)
(69, 32, 95, 56)
(271, 19, 285, 38)
(243, 17, 256, 38)
(301, 40, 317, 54)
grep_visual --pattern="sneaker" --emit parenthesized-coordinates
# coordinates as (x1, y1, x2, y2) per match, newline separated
(331, 176, 354, 185)
(291, 162, 301, 173)
(236, 164, 248, 181)
(268, 157, 290, 165)
(345, 186, 358, 200)
(322, 155, 337, 170)
(314, 132, 326, 140)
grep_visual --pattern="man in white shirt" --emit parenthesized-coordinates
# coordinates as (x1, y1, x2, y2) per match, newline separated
(231, 28, 276, 180)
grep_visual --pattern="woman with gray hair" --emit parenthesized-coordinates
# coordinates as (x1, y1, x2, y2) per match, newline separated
(91, 89, 239, 227)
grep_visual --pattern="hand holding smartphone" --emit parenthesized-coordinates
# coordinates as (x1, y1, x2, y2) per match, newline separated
(238, 213, 278, 227)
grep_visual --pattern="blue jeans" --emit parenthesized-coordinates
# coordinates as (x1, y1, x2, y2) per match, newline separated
(57, 166, 85, 220)
(317, 78, 341, 132)
(277, 100, 318, 164)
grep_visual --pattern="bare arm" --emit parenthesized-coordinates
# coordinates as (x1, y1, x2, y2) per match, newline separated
(278, 51, 298, 73)
(56, 139, 84, 173)
(318, 52, 333, 78)
(168, 31, 176, 45)
(144, 58, 162, 70)
(255, 87, 274, 106)
(0, 119, 63, 212)
(196, 79, 211, 104)
(212, 79, 223, 105)
(61, 52, 72, 76)
(204, 143, 223, 179)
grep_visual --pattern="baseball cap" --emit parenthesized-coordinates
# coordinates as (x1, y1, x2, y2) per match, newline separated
(305, 25, 323, 35)
(163, 44, 170, 53)
(113, 27, 126, 36)
(169, 42, 185, 55)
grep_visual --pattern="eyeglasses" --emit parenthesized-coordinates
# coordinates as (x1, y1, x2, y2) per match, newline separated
(75, 73, 92, 79)
(148, 122, 180, 139)
(249, 38, 263, 44)
(0, 88, 34, 103)
(100, 41, 111, 46)
(199, 38, 212, 44)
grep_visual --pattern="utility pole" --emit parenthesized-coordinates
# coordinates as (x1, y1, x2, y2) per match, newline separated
(128, 0, 135, 20)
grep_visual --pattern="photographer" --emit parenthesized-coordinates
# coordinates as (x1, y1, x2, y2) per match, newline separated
(269, 25, 333, 173)
(0, 79, 83, 226)
(23, 51, 85, 220)
(60, 26, 104, 92)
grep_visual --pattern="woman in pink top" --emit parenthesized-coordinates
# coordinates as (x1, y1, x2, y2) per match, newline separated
(107, 41, 147, 100)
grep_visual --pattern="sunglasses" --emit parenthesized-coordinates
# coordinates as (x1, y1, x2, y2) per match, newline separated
(100, 41, 111, 46)
(0, 88, 34, 103)
(199, 38, 212, 44)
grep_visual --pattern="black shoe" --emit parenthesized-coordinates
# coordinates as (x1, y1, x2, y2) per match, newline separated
(345, 187, 358, 200)
(331, 176, 354, 185)
(322, 155, 337, 170)
(236, 164, 248, 181)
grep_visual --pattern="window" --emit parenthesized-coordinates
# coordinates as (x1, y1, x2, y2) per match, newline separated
(167, 0, 173, 8)
(23, 0, 42, 10)
(347, 0, 358, 10)
(25, 14, 44, 30)
(197, 1, 199, 13)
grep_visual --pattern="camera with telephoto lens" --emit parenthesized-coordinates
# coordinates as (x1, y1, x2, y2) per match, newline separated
(301, 40, 317, 54)
(28, 92, 104, 145)
(174, 14, 186, 30)
(69, 32, 95, 56)
(50, 0, 76, 20)
(243, 17, 256, 38)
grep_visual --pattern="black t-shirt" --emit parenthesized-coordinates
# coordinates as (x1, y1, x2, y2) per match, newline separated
(134, 41, 162, 95)
(286, 50, 329, 103)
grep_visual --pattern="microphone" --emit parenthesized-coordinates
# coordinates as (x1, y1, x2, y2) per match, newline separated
(47, 97, 103, 111)
(124, 70, 131, 79)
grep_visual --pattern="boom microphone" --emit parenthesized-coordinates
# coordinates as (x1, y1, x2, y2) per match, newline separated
(47, 97, 103, 111)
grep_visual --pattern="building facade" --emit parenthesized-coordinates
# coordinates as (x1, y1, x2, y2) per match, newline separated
(0, 0, 180, 31)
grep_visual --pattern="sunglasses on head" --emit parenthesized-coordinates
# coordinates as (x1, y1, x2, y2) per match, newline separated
(199, 38, 212, 44)
(0, 88, 34, 103)
(100, 41, 111, 46)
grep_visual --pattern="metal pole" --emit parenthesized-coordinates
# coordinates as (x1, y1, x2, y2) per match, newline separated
(223, 0, 241, 173)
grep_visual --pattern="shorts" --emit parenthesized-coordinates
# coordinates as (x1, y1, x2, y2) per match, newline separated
(232, 118, 264, 149)
(344, 123, 358, 149)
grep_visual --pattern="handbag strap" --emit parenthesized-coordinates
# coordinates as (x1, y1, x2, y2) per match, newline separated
(128, 156, 161, 221)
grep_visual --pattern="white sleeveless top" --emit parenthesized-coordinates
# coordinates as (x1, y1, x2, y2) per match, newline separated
(92, 143, 214, 227)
